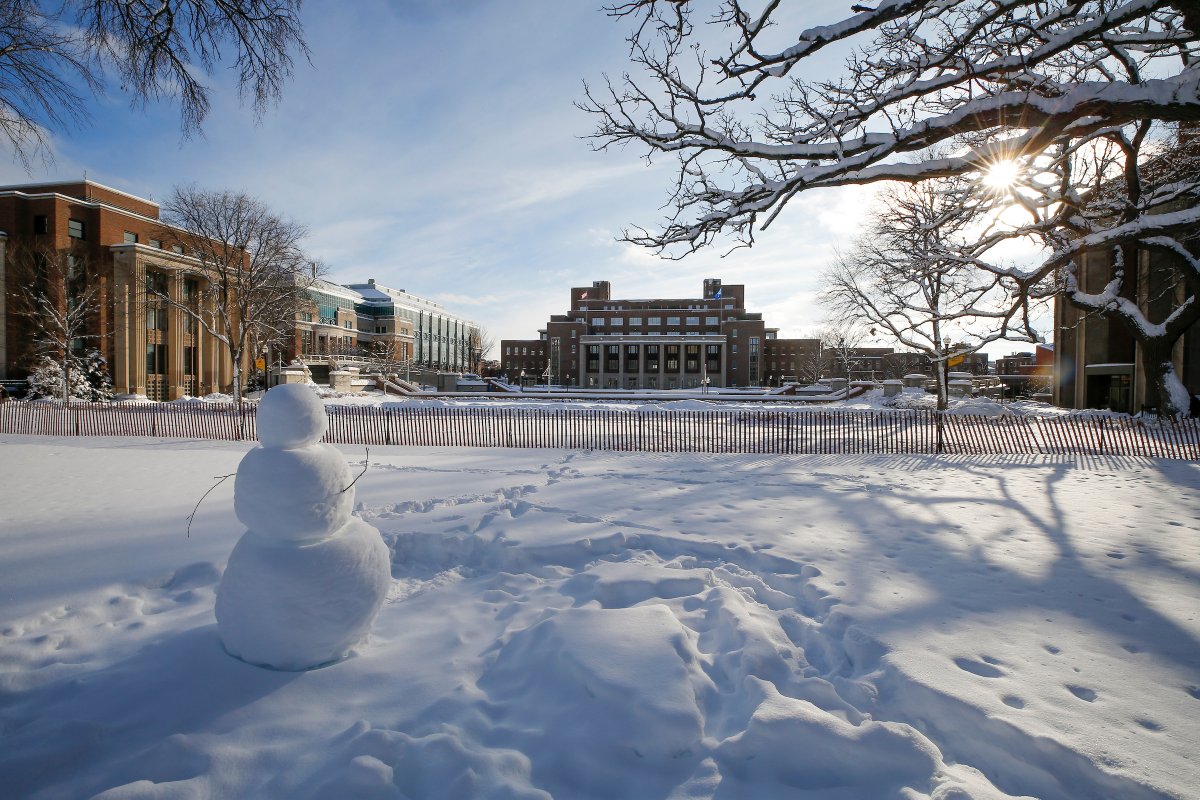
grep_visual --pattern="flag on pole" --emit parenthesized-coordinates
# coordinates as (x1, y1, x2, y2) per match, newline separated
(580, 291, 588, 299)
(713, 287, 722, 299)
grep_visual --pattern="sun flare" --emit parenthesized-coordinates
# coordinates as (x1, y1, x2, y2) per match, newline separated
(982, 159, 1021, 190)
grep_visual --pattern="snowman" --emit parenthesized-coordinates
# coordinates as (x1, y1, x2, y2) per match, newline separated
(215, 384, 391, 670)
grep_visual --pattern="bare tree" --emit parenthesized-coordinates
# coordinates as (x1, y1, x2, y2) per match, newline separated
(792, 329, 832, 384)
(823, 180, 1032, 410)
(586, 1, 1200, 415)
(0, 0, 307, 162)
(467, 326, 495, 374)
(815, 323, 868, 385)
(156, 186, 315, 404)
(8, 242, 102, 401)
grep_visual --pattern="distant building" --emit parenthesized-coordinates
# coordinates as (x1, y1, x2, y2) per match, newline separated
(996, 344, 1053, 399)
(291, 278, 481, 374)
(501, 279, 819, 388)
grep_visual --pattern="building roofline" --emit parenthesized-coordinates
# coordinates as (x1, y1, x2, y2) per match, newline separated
(0, 187, 181, 234)
(0, 178, 158, 209)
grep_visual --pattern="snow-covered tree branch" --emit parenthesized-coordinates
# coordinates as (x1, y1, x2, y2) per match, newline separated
(586, 0, 1200, 414)
(823, 180, 1035, 409)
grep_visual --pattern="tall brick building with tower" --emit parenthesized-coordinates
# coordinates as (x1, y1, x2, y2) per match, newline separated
(501, 279, 820, 389)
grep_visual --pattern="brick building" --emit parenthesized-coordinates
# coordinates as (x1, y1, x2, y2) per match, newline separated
(0, 180, 237, 399)
(501, 279, 820, 388)
(0, 179, 486, 400)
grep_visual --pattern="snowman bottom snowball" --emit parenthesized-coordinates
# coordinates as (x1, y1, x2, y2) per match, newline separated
(216, 518, 391, 671)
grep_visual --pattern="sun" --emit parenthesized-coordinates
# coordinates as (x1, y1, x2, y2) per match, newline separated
(982, 159, 1022, 190)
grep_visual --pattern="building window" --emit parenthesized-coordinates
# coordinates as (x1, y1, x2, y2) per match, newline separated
(685, 344, 701, 373)
(146, 306, 168, 331)
(67, 219, 85, 239)
(344, 320, 353, 329)
(594, 317, 605, 326)
(33, 215, 48, 234)
(124, 231, 138, 244)
(171, 244, 184, 254)
(665, 345, 680, 372)
(629, 317, 642, 326)
(183, 346, 197, 376)
(667, 316, 680, 325)
(686, 316, 700, 325)
(149, 239, 161, 249)
(611, 317, 623, 326)
(606, 344, 621, 372)
(646, 345, 660, 372)
(586, 344, 600, 372)
(706, 316, 719, 326)
(648, 317, 661, 326)
(707, 344, 721, 373)
(146, 271, 168, 295)
(146, 343, 167, 375)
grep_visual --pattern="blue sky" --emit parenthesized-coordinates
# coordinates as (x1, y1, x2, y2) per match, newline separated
(0, 1, 1036, 358)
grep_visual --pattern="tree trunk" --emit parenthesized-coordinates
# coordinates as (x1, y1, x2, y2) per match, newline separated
(935, 359, 949, 412)
(1141, 338, 1192, 417)
(231, 360, 242, 405)
(61, 353, 70, 403)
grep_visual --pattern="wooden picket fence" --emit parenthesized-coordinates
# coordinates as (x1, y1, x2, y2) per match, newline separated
(0, 401, 1197, 458)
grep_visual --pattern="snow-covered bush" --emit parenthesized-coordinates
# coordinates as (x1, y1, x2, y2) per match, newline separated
(26, 350, 113, 402)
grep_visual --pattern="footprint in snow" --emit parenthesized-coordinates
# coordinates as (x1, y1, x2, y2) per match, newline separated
(953, 657, 1004, 678)
(1067, 685, 1098, 702)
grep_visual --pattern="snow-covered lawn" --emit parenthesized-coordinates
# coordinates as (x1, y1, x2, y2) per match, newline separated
(1, 434, 1197, 799)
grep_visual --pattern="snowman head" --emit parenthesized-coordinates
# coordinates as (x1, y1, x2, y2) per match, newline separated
(257, 384, 327, 449)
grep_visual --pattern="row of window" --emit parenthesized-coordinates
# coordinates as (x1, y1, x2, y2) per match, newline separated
(584, 316, 725, 327)
(584, 303, 735, 312)
(47, 215, 181, 253)
(144, 344, 199, 377)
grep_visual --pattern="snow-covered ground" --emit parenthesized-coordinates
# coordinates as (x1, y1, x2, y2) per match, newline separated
(1, 433, 1197, 799)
